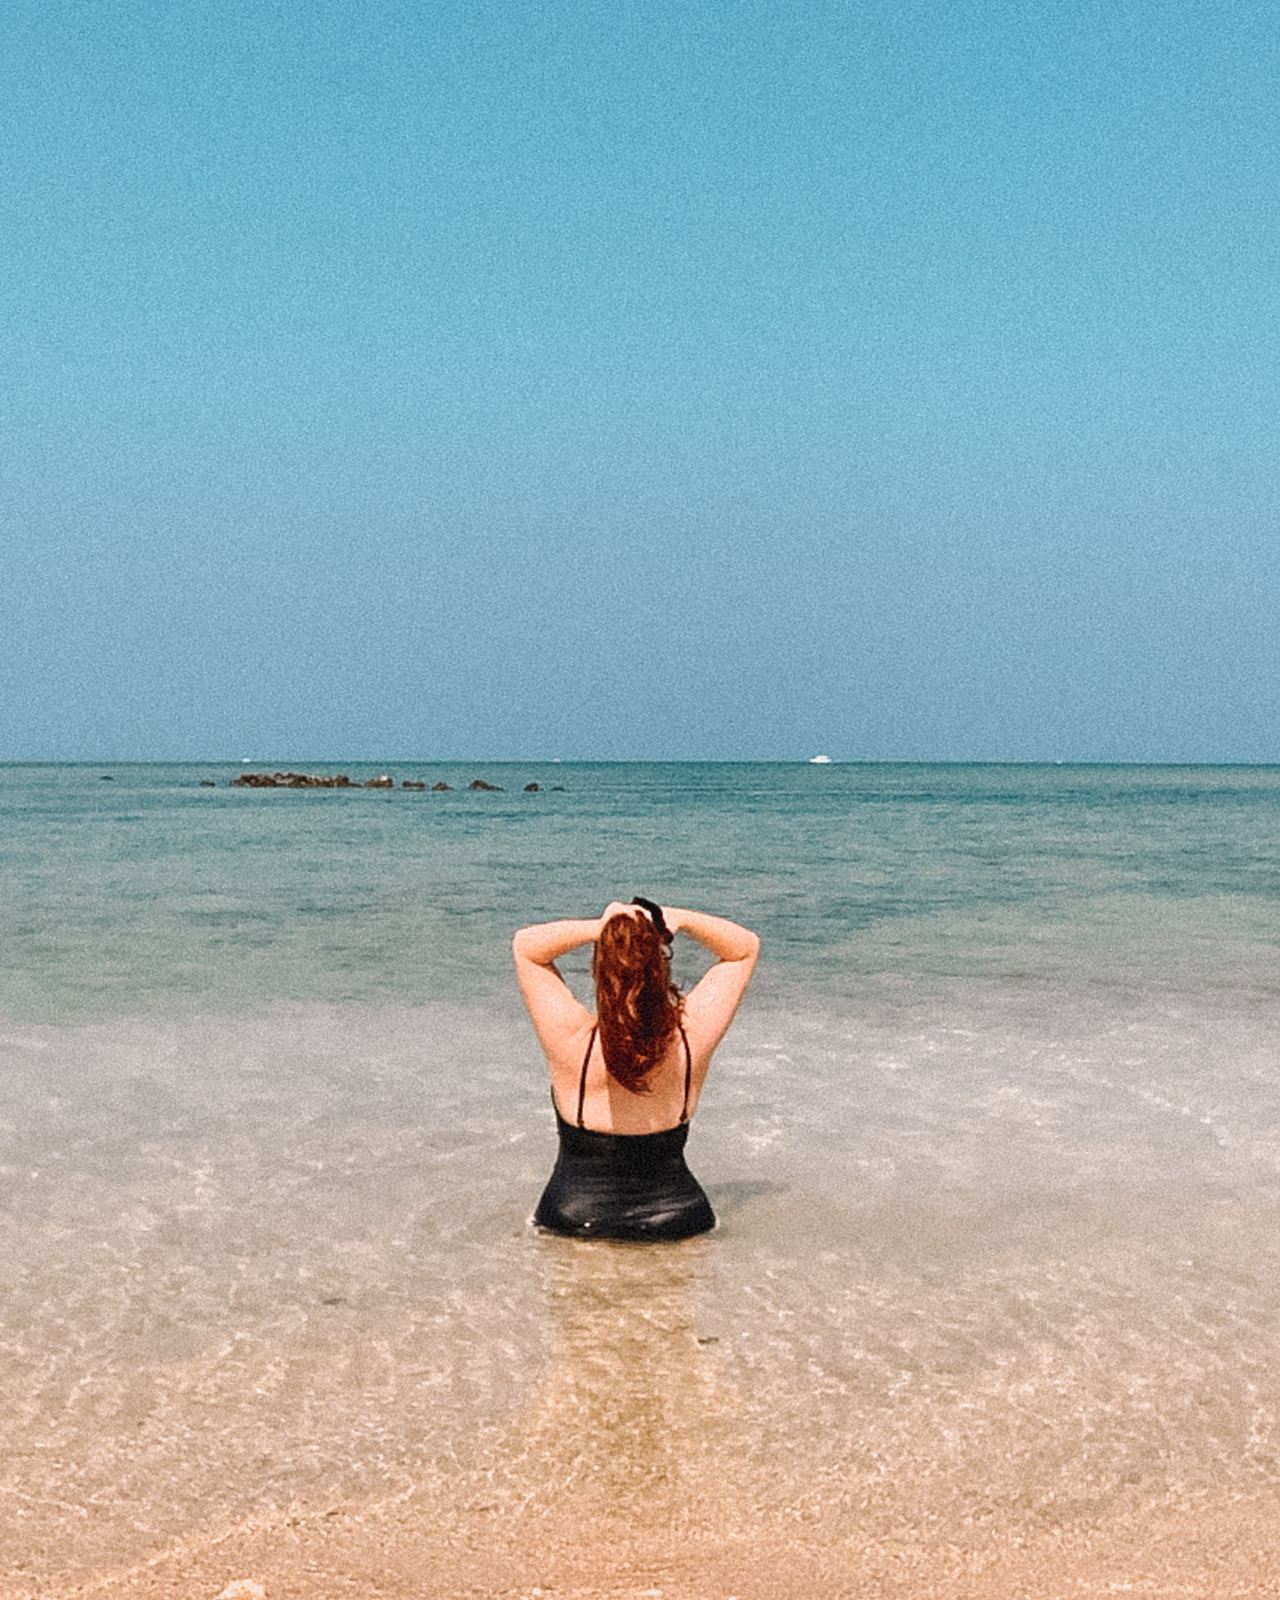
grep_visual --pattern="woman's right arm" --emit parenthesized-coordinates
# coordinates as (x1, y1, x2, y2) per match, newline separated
(666, 907, 760, 1054)
(512, 918, 601, 1057)
(512, 919, 602, 968)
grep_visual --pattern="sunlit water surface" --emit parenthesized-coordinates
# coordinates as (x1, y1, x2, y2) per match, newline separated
(3, 763, 1280, 1586)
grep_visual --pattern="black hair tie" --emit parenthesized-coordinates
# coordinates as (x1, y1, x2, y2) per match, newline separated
(630, 897, 673, 944)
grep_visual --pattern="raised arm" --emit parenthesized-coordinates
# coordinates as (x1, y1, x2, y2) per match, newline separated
(512, 919, 602, 968)
(511, 918, 600, 1056)
(667, 907, 760, 963)
(666, 907, 760, 1055)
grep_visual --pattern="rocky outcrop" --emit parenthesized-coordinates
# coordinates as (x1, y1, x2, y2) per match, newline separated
(229, 771, 541, 793)
(232, 772, 354, 788)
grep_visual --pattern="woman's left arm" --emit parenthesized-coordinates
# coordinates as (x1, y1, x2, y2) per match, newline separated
(512, 918, 599, 1052)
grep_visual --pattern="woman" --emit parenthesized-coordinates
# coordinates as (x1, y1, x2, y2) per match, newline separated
(513, 899, 760, 1240)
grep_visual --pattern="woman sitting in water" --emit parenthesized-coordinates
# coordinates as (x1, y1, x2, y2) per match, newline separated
(513, 899, 760, 1240)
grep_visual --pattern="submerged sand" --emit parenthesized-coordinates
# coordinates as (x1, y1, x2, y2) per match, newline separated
(21, 1487, 1280, 1599)
(9, 1142, 1280, 1599)
(13, 1194, 1280, 1600)
(8, 992, 1280, 1600)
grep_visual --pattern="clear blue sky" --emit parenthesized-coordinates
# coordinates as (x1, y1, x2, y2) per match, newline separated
(5, 0, 1278, 761)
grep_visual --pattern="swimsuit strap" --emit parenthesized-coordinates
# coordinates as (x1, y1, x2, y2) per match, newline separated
(576, 1023, 692, 1128)
(576, 1026, 597, 1129)
(679, 1022, 692, 1124)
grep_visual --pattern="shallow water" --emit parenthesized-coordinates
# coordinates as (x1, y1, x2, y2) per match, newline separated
(3, 763, 1280, 1587)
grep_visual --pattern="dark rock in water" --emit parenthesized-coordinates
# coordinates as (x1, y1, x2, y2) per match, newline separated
(232, 771, 354, 789)
(99, 775, 114, 781)
(523, 782, 540, 792)
(402, 780, 427, 791)
(551, 785, 566, 791)
(432, 781, 452, 791)
(469, 778, 502, 791)
(198, 779, 217, 787)
(364, 774, 394, 788)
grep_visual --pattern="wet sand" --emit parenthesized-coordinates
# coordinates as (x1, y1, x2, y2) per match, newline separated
(20, 1487, 1280, 1599)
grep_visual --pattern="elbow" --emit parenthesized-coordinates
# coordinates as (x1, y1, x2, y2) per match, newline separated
(728, 930, 760, 964)
(512, 928, 532, 961)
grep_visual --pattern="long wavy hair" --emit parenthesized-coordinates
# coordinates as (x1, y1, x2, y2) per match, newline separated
(592, 911, 683, 1093)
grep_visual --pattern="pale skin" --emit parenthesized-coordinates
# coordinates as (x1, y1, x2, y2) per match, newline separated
(513, 903, 761, 1135)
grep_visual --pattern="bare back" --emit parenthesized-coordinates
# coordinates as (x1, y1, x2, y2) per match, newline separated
(552, 1019, 703, 1134)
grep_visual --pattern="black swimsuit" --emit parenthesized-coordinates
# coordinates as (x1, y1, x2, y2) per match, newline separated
(533, 1025, 716, 1241)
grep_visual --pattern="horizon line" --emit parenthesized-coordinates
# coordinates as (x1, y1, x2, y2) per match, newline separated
(5, 757, 1280, 770)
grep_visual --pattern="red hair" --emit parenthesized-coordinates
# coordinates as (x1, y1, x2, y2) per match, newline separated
(592, 912, 683, 1094)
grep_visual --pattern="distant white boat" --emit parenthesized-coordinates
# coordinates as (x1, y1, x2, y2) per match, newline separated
(808, 754, 833, 764)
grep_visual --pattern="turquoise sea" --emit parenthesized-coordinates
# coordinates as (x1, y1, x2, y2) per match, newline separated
(4, 762, 1280, 1590)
